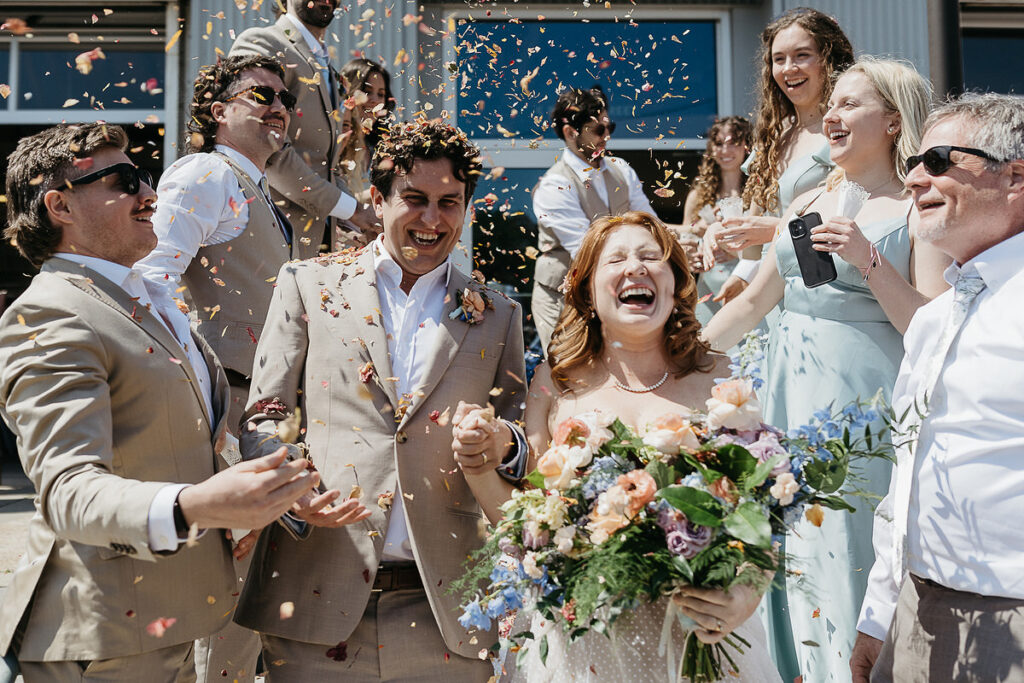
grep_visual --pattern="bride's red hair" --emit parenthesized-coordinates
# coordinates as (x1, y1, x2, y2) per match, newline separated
(547, 211, 712, 390)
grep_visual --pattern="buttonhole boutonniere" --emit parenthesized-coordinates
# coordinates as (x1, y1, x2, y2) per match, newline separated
(449, 288, 491, 325)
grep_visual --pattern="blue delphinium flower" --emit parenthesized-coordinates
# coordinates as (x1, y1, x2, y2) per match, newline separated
(459, 599, 491, 631)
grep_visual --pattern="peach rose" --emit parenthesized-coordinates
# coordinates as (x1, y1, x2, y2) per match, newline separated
(618, 470, 658, 516)
(553, 412, 614, 450)
(642, 412, 702, 454)
(769, 472, 800, 506)
(537, 444, 592, 490)
(587, 485, 631, 544)
(708, 476, 740, 505)
(706, 379, 763, 431)
(461, 289, 486, 323)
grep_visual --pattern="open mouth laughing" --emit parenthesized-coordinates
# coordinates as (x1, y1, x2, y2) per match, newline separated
(410, 230, 442, 247)
(618, 285, 655, 308)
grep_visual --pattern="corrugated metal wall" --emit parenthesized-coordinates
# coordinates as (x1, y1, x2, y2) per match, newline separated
(776, 0, 931, 76)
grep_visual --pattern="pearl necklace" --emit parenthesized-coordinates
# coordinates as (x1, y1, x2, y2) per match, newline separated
(611, 370, 669, 394)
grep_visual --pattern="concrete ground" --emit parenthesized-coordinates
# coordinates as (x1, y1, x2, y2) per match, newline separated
(0, 458, 32, 683)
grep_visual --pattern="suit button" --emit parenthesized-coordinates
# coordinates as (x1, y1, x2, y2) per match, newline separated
(395, 431, 408, 444)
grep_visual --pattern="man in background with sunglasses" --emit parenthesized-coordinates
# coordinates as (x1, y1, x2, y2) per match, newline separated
(231, 0, 379, 257)
(0, 123, 318, 682)
(531, 85, 658, 352)
(136, 54, 330, 683)
(852, 93, 1024, 682)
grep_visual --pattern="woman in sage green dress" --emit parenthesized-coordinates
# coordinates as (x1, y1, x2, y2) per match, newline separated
(703, 58, 951, 683)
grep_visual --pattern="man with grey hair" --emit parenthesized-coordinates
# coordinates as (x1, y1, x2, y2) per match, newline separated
(851, 92, 1024, 682)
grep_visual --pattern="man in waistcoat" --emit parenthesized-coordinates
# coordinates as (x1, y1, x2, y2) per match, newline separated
(0, 122, 316, 682)
(136, 54, 314, 683)
(531, 85, 657, 352)
(230, 0, 379, 255)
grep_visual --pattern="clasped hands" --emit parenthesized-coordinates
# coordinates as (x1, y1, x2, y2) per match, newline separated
(701, 215, 778, 269)
(671, 582, 763, 645)
(451, 400, 512, 475)
(808, 216, 874, 270)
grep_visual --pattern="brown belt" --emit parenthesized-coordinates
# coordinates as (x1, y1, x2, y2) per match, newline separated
(373, 563, 422, 592)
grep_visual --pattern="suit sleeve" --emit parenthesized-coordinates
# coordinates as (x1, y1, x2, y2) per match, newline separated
(0, 303, 169, 562)
(239, 261, 309, 463)
(491, 300, 526, 424)
(230, 28, 352, 224)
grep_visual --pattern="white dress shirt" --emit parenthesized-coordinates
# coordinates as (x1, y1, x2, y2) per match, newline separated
(281, 13, 356, 221)
(858, 229, 1024, 640)
(532, 149, 654, 258)
(372, 237, 452, 561)
(136, 145, 273, 298)
(56, 252, 215, 553)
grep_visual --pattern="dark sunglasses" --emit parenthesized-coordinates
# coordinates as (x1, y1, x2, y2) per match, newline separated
(905, 145, 1001, 176)
(224, 85, 297, 112)
(586, 120, 616, 138)
(68, 162, 153, 195)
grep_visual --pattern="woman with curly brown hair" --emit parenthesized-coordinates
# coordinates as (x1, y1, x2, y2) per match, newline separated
(453, 211, 782, 681)
(703, 9, 854, 304)
(682, 116, 753, 325)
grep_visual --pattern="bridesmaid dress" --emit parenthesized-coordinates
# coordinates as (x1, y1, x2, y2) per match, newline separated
(762, 213, 909, 683)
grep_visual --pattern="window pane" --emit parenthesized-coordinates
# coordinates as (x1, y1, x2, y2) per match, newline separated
(456, 19, 717, 141)
(963, 29, 1024, 94)
(0, 48, 8, 110)
(18, 46, 164, 110)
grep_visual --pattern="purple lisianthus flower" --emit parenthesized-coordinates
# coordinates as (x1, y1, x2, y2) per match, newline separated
(498, 537, 523, 560)
(747, 431, 791, 476)
(522, 527, 549, 550)
(662, 514, 714, 559)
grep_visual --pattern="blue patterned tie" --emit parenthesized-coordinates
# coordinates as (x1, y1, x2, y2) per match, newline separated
(919, 273, 987, 403)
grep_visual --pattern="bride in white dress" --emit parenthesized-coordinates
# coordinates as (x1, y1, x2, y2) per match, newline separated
(452, 211, 781, 682)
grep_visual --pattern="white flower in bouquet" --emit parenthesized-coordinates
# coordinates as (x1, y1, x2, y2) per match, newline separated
(706, 378, 763, 431)
(537, 443, 593, 490)
(552, 411, 615, 451)
(642, 412, 701, 454)
(587, 484, 633, 544)
(769, 472, 800, 506)
(554, 525, 576, 554)
(522, 551, 543, 579)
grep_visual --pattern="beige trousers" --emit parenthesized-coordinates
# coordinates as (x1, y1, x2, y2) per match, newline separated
(19, 641, 195, 683)
(260, 588, 493, 682)
(530, 281, 563, 357)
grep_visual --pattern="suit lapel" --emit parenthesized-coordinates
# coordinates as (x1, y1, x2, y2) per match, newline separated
(45, 258, 214, 431)
(332, 249, 399, 407)
(400, 271, 472, 426)
(279, 16, 336, 130)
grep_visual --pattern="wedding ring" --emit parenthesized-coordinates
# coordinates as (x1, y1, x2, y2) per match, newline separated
(481, 453, 489, 465)
(715, 618, 723, 632)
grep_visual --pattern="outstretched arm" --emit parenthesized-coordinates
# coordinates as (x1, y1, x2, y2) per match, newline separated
(701, 241, 786, 351)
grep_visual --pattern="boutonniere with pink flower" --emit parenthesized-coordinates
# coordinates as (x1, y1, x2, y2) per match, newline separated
(449, 287, 492, 325)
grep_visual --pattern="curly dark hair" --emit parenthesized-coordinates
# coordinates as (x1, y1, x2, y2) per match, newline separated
(743, 8, 854, 213)
(369, 118, 482, 203)
(692, 116, 754, 213)
(186, 55, 286, 153)
(551, 86, 608, 141)
(4, 123, 129, 267)
(548, 211, 713, 390)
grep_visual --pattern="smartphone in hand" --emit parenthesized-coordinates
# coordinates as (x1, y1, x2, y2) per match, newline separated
(788, 212, 837, 288)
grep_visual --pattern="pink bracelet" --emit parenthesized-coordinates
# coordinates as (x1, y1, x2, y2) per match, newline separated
(860, 243, 881, 283)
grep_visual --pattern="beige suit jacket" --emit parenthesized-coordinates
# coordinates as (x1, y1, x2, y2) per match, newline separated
(230, 16, 352, 259)
(234, 248, 526, 658)
(0, 258, 236, 661)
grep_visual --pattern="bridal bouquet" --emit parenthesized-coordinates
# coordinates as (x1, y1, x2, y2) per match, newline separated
(455, 336, 893, 682)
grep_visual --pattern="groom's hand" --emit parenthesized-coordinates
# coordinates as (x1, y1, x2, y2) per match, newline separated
(452, 401, 511, 475)
(851, 632, 883, 683)
(290, 488, 371, 528)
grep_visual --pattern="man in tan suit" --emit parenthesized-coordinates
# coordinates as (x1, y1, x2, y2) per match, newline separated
(0, 123, 318, 682)
(230, 0, 379, 257)
(136, 54, 310, 683)
(234, 120, 528, 681)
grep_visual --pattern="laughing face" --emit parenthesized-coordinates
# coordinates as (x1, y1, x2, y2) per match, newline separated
(212, 68, 290, 168)
(771, 25, 825, 112)
(711, 125, 748, 173)
(591, 224, 676, 337)
(373, 157, 467, 288)
(823, 71, 899, 172)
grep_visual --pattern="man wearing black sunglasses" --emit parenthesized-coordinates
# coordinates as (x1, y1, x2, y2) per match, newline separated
(531, 85, 660, 352)
(853, 93, 1024, 683)
(0, 123, 317, 682)
(231, 0, 380, 256)
(136, 54, 307, 683)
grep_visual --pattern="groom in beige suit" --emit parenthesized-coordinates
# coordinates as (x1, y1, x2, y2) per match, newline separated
(230, 0, 379, 255)
(0, 123, 318, 681)
(234, 120, 528, 681)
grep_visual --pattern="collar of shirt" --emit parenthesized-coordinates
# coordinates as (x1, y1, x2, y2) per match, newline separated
(56, 252, 139, 295)
(944, 228, 1024, 290)
(561, 147, 605, 183)
(214, 144, 265, 185)
(284, 13, 329, 62)
(371, 236, 452, 293)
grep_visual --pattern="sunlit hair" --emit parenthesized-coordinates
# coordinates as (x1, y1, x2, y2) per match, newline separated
(5, 123, 129, 267)
(369, 118, 482, 203)
(744, 8, 854, 213)
(925, 92, 1024, 168)
(340, 58, 395, 114)
(825, 57, 933, 189)
(692, 116, 753, 213)
(548, 211, 712, 390)
(186, 55, 286, 154)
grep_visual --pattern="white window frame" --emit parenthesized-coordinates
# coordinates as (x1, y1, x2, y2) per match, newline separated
(441, 5, 733, 171)
(0, 1, 181, 167)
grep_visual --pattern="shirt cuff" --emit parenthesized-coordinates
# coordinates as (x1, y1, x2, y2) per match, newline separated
(857, 598, 895, 641)
(497, 420, 529, 482)
(731, 258, 761, 283)
(330, 192, 358, 220)
(147, 483, 191, 552)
